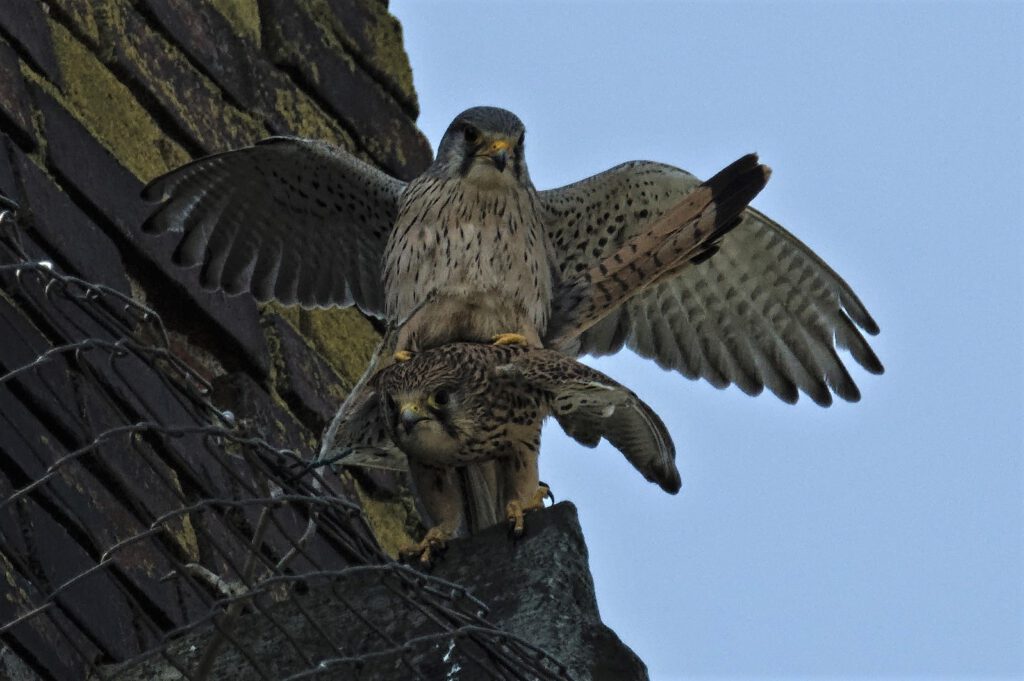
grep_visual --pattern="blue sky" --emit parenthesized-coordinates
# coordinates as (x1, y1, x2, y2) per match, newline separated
(389, 2, 1023, 678)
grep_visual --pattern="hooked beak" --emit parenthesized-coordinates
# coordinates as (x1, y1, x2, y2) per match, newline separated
(483, 138, 510, 172)
(399, 402, 428, 433)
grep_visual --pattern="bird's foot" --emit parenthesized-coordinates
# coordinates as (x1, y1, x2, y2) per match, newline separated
(505, 484, 551, 537)
(393, 349, 415, 363)
(399, 525, 451, 565)
(491, 332, 529, 347)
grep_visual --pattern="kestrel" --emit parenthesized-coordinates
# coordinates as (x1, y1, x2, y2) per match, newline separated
(142, 106, 881, 537)
(361, 342, 679, 560)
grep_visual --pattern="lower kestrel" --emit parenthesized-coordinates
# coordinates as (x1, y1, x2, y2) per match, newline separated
(361, 342, 679, 560)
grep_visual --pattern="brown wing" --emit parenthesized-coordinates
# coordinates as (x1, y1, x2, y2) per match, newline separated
(496, 349, 680, 494)
(545, 154, 770, 346)
(142, 137, 406, 315)
(539, 160, 882, 406)
(318, 329, 408, 471)
(320, 380, 408, 471)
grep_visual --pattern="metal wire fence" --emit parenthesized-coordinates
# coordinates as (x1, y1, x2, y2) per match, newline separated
(0, 203, 572, 680)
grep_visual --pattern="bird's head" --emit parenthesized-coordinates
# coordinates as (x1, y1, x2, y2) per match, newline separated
(433, 107, 531, 190)
(377, 352, 485, 464)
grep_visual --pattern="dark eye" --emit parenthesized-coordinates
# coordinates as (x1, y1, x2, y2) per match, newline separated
(432, 389, 450, 407)
(463, 125, 480, 145)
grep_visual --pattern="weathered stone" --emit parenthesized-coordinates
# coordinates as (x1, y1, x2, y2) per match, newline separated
(211, 370, 317, 456)
(430, 502, 650, 681)
(42, 16, 192, 180)
(0, 302, 188, 664)
(0, 236, 362, 639)
(140, 0, 358, 149)
(206, 0, 261, 46)
(260, 0, 432, 180)
(0, 449, 146, 664)
(0, 550, 92, 681)
(0, 2, 648, 678)
(107, 1, 264, 155)
(28, 81, 148, 236)
(140, 0, 261, 111)
(41, 0, 104, 47)
(0, 136, 19, 201)
(265, 313, 349, 432)
(0, 39, 37, 149)
(28, 81, 271, 377)
(0, 0, 60, 84)
(208, 370, 381, 566)
(0, 645, 45, 681)
(322, 0, 418, 115)
(10, 143, 131, 294)
(288, 305, 381, 385)
(106, 502, 646, 680)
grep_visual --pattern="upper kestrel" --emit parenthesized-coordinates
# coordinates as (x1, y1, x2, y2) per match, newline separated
(143, 106, 879, 406)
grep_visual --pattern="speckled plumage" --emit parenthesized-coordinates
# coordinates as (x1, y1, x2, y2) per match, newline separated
(367, 342, 678, 540)
(141, 137, 402, 312)
(381, 157, 551, 349)
(140, 106, 877, 405)
(382, 109, 551, 352)
(142, 106, 883, 539)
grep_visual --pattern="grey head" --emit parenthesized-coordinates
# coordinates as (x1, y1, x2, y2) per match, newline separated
(431, 106, 532, 190)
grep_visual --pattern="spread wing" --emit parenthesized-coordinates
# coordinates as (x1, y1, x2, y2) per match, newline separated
(539, 161, 882, 406)
(544, 154, 770, 346)
(320, 380, 408, 472)
(142, 137, 406, 315)
(318, 329, 408, 472)
(497, 350, 680, 494)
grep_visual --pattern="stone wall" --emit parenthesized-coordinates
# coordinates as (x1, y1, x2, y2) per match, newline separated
(0, 0, 433, 552)
(0, 2, 649, 678)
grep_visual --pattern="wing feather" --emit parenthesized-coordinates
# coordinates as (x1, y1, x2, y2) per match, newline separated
(142, 137, 405, 315)
(500, 350, 680, 494)
(540, 161, 882, 405)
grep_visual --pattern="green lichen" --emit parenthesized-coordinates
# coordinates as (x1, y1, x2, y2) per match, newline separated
(348, 473, 419, 559)
(268, 0, 416, 171)
(41, 19, 191, 181)
(104, 0, 265, 155)
(262, 305, 377, 394)
(264, 303, 379, 383)
(260, 312, 326, 449)
(307, 0, 416, 109)
(47, 0, 104, 46)
(0, 550, 31, 605)
(207, 0, 262, 47)
(297, 308, 379, 385)
(360, 10, 417, 107)
(271, 87, 356, 147)
(264, 301, 302, 329)
(163, 468, 201, 561)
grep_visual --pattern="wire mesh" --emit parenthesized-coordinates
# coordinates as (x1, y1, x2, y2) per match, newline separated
(0, 203, 573, 680)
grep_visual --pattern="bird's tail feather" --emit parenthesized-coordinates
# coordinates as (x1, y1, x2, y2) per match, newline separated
(545, 154, 771, 349)
(460, 461, 505, 534)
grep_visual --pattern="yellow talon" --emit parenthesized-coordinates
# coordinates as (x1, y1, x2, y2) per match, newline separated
(400, 525, 451, 565)
(506, 500, 527, 537)
(526, 484, 552, 509)
(505, 484, 550, 537)
(393, 350, 414, 362)
(491, 332, 529, 347)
